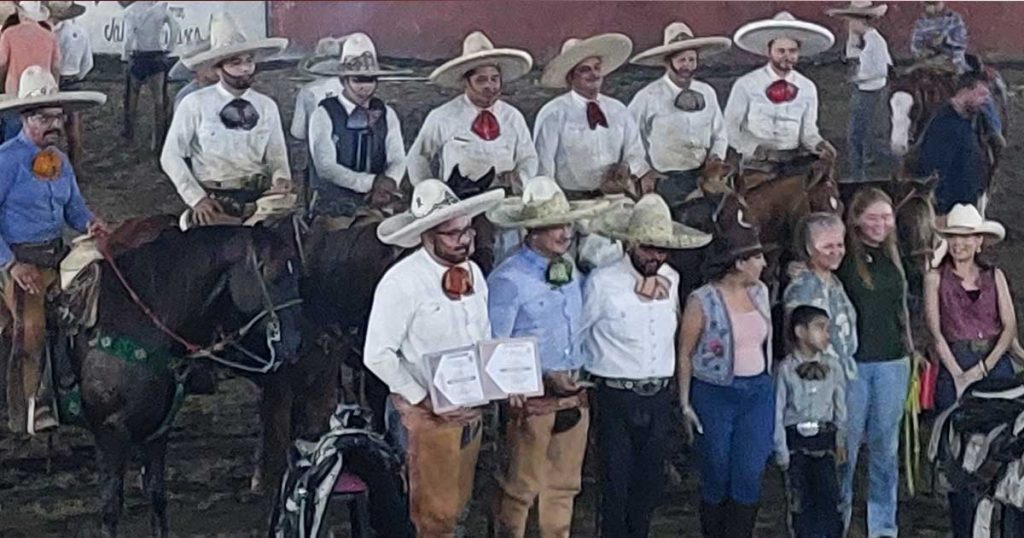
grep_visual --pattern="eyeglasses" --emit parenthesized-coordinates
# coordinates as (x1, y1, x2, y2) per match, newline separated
(219, 98, 260, 131)
(434, 226, 477, 241)
(27, 111, 67, 125)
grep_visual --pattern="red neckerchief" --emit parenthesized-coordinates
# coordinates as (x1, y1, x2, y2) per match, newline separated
(471, 109, 500, 141)
(586, 101, 608, 130)
(442, 265, 474, 300)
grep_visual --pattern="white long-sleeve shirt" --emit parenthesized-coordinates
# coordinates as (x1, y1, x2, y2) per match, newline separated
(629, 76, 728, 173)
(533, 91, 648, 192)
(407, 95, 538, 184)
(581, 255, 680, 379)
(161, 82, 291, 207)
(289, 77, 343, 140)
(121, 1, 179, 60)
(308, 93, 407, 192)
(724, 64, 824, 158)
(363, 248, 491, 404)
(55, 20, 93, 80)
(846, 28, 892, 92)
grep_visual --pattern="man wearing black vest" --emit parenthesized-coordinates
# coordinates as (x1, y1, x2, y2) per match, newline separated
(306, 33, 408, 217)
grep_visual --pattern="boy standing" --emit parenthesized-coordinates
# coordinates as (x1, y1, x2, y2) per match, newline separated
(775, 305, 847, 538)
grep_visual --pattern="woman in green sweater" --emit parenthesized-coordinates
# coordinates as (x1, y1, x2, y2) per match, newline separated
(836, 187, 912, 538)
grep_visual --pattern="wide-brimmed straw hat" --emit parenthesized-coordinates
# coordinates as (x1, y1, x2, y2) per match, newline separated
(429, 31, 533, 89)
(540, 33, 632, 88)
(17, 1, 49, 21)
(826, 1, 889, 19)
(734, 11, 835, 57)
(0, 65, 105, 113)
(168, 39, 211, 81)
(46, 1, 85, 20)
(487, 177, 611, 228)
(938, 204, 1005, 241)
(299, 36, 346, 76)
(630, 22, 732, 67)
(592, 194, 711, 250)
(305, 32, 410, 78)
(377, 179, 504, 248)
(183, 12, 288, 70)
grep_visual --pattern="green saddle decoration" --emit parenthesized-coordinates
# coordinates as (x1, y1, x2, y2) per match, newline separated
(546, 257, 574, 288)
(57, 384, 85, 427)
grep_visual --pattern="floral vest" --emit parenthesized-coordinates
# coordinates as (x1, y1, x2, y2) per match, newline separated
(690, 282, 773, 386)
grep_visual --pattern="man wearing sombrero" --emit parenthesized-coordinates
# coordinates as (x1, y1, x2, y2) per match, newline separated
(628, 22, 731, 207)
(306, 32, 409, 218)
(363, 179, 504, 537)
(407, 31, 538, 193)
(485, 177, 610, 537)
(290, 36, 345, 142)
(724, 12, 838, 169)
(0, 65, 108, 433)
(0, 1, 60, 144)
(161, 12, 291, 226)
(582, 194, 711, 537)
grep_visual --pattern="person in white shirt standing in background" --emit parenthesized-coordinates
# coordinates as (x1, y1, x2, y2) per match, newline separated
(120, 0, 179, 152)
(289, 36, 344, 201)
(628, 22, 731, 210)
(828, 1, 893, 181)
(48, 1, 91, 166)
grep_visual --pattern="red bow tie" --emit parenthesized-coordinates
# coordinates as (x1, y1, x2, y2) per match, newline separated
(442, 266, 474, 300)
(765, 79, 799, 104)
(586, 101, 608, 130)
(471, 109, 500, 141)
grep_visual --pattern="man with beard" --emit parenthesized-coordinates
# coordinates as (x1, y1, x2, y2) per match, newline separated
(364, 179, 504, 537)
(628, 22, 731, 208)
(0, 66, 108, 433)
(305, 33, 409, 217)
(407, 31, 537, 194)
(485, 177, 610, 537)
(582, 194, 711, 537)
(725, 12, 838, 170)
(160, 12, 291, 226)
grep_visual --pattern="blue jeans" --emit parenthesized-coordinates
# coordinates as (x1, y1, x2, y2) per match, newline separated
(691, 374, 775, 504)
(847, 87, 884, 180)
(840, 357, 910, 537)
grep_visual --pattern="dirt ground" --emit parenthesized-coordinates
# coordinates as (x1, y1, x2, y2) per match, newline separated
(2, 55, 1024, 537)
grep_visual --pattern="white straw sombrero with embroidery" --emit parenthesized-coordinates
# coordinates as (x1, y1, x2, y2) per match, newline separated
(592, 194, 712, 249)
(630, 22, 732, 67)
(47, 1, 86, 20)
(429, 31, 533, 89)
(183, 11, 288, 70)
(377, 180, 504, 248)
(540, 33, 632, 89)
(0, 65, 105, 113)
(305, 32, 411, 78)
(487, 176, 611, 228)
(734, 11, 835, 57)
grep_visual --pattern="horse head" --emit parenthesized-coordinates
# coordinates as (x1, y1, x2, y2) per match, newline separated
(599, 163, 640, 201)
(805, 159, 844, 216)
(889, 173, 939, 279)
(889, 66, 958, 157)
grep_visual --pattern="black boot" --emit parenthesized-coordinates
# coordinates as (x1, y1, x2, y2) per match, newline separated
(700, 501, 728, 537)
(723, 502, 759, 538)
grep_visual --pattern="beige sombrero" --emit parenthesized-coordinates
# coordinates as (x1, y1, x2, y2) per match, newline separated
(377, 179, 504, 248)
(826, 1, 889, 19)
(305, 32, 411, 78)
(46, 1, 85, 20)
(429, 31, 533, 89)
(931, 204, 1005, 267)
(183, 11, 288, 70)
(734, 12, 835, 57)
(488, 176, 611, 228)
(539, 33, 632, 89)
(630, 22, 732, 67)
(592, 194, 712, 249)
(0, 65, 105, 113)
(299, 36, 347, 76)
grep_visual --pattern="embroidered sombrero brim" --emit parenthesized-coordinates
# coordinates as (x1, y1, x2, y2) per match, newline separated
(50, 3, 86, 20)
(630, 36, 732, 67)
(487, 198, 611, 229)
(592, 205, 712, 250)
(305, 57, 412, 78)
(540, 34, 633, 89)
(183, 37, 289, 70)
(0, 90, 106, 113)
(734, 19, 835, 57)
(377, 188, 505, 248)
(429, 49, 533, 89)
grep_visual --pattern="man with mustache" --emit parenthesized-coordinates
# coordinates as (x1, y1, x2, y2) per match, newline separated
(628, 22, 732, 207)
(725, 12, 839, 170)
(160, 12, 292, 226)
(0, 66, 108, 434)
(364, 179, 504, 537)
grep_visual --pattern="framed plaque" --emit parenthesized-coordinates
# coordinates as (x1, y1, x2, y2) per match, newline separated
(425, 345, 489, 413)
(479, 337, 543, 400)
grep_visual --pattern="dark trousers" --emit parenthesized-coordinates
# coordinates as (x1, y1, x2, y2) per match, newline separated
(595, 385, 674, 538)
(654, 169, 701, 211)
(786, 430, 842, 538)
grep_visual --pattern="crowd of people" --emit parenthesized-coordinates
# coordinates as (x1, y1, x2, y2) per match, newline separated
(0, 0, 1016, 537)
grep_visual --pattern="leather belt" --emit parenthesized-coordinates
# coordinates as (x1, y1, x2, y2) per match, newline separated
(593, 376, 671, 396)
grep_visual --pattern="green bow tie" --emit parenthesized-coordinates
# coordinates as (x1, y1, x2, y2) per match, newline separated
(546, 257, 574, 288)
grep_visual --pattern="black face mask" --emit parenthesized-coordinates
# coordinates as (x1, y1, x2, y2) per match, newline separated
(219, 98, 259, 131)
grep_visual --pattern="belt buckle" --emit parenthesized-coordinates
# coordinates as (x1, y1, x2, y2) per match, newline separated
(796, 421, 820, 437)
(635, 380, 659, 396)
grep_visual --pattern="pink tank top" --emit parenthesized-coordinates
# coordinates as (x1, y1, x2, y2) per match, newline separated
(730, 309, 768, 377)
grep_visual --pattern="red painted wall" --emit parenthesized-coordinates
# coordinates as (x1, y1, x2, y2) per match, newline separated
(268, 1, 1024, 63)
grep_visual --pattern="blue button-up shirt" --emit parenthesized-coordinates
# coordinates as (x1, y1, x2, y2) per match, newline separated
(487, 246, 584, 372)
(0, 132, 92, 266)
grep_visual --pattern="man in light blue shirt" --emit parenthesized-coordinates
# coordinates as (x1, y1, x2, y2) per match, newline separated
(486, 176, 609, 538)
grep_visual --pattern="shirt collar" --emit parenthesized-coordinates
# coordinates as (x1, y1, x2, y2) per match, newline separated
(521, 245, 555, 271)
(763, 63, 796, 83)
(569, 90, 602, 107)
(462, 94, 498, 113)
(337, 92, 357, 114)
(416, 247, 472, 279)
(662, 74, 687, 93)
(790, 349, 823, 363)
(215, 81, 251, 102)
(15, 131, 41, 153)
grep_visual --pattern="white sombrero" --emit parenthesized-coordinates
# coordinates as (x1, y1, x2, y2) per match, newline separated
(46, 1, 86, 20)
(487, 176, 611, 228)
(429, 31, 533, 89)
(183, 11, 288, 70)
(826, 1, 889, 19)
(630, 22, 732, 67)
(539, 33, 632, 89)
(592, 194, 712, 250)
(930, 204, 1005, 267)
(734, 11, 835, 57)
(299, 36, 347, 76)
(0, 65, 105, 113)
(305, 32, 411, 78)
(377, 180, 504, 248)
(17, 1, 49, 21)
(168, 38, 211, 81)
